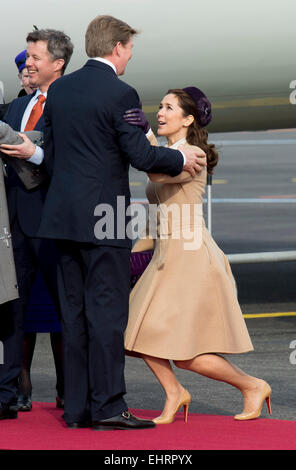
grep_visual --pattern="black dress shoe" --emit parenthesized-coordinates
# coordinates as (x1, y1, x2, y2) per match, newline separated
(92, 411, 156, 430)
(67, 421, 91, 429)
(17, 395, 32, 412)
(0, 403, 18, 420)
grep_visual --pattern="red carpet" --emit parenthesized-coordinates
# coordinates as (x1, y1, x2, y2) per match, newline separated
(0, 402, 295, 450)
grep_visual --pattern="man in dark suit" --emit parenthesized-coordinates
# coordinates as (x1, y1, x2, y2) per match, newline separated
(0, 29, 73, 420)
(38, 15, 206, 430)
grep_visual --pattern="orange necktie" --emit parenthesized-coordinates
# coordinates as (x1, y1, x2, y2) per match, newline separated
(24, 94, 46, 131)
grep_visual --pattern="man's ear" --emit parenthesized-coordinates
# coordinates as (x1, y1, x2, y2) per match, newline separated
(114, 42, 124, 57)
(54, 58, 65, 73)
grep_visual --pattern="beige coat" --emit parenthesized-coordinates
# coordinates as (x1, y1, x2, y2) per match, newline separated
(125, 137, 253, 360)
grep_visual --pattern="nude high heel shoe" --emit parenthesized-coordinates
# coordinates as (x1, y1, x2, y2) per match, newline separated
(234, 382, 272, 421)
(153, 390, 191, 424)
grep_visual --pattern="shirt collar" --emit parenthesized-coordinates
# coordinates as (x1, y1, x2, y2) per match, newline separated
(33, 88, 47, 100)
(92, 57, 117, 75)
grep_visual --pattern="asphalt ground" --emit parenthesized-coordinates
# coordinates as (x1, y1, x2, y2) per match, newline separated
(31, 130, 296, 421)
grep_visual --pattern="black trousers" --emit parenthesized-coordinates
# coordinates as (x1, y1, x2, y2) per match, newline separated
(0, 216, 61, 404)
(56, 241, 131, 423)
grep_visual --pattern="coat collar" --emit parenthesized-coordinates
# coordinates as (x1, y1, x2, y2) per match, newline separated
(84, 59, 117, 76)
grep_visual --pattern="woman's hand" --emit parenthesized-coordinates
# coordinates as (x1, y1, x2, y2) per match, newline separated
(123, 108, 150, 134)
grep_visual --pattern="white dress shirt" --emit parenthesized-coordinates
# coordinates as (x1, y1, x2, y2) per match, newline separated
(24, 89, 46, 165)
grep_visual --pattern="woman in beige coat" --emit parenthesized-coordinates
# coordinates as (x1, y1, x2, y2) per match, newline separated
(124, 87, 271, 423)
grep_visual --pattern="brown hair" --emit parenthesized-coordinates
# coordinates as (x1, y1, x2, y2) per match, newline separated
(85, 15, 138, 58)
(26, 29, 73, 75)
(167, 89, 218, 174)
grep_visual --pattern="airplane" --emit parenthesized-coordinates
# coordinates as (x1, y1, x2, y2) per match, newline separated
(0, 0, 295, 133)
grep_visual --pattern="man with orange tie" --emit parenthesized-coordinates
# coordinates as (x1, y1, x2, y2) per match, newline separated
(0, 29, 73, 420)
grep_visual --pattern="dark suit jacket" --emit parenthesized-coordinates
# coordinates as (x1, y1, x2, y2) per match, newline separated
(0, 103, 9, 120)
(4, 92, 49, 237)
(38, 60, 184, 248)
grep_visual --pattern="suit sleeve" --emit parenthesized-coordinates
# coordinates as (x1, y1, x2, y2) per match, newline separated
(113, 87, 183, 177)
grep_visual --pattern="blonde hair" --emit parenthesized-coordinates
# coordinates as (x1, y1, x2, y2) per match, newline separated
(85, 15, 138, 57)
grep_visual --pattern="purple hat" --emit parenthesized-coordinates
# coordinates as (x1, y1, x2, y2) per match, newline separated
(182, 86, 212, 127)
(15, 50, 27, 74)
